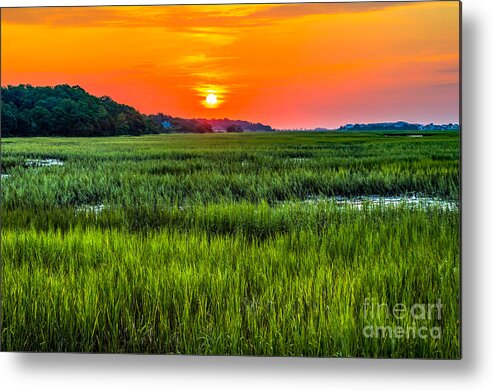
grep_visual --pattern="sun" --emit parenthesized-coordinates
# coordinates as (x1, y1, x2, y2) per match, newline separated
(205, 93, 218, 107)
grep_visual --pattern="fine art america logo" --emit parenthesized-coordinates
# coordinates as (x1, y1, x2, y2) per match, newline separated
(362, 297, 443, 340)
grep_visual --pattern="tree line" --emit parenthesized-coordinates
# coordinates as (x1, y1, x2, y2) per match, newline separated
(1, 84, 275, 136)
(1, 84, 165, 137)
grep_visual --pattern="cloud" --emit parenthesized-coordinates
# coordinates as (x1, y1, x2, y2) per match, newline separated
(2, 6, 122, 27)
(1, 5, 267, 28)
(427, 82, 459, 89)
(2, 2, 418, 30)
(437, 67, 460, 74)
(250, 2, 415, 19)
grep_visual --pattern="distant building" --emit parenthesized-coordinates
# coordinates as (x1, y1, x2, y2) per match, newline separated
(161, 121, 172, 129)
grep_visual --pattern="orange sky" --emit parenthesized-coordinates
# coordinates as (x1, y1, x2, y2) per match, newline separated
(1, 2, 460, 129)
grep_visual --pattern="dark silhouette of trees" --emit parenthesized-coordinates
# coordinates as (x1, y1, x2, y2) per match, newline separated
(1, 84, 162, 137)
(226, 124, 243, 133)
(148, 113, 213, 133)
(196, 118, 272, 132)
(1, 84, 274, 137)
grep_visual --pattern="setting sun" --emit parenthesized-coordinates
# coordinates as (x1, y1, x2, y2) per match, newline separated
(205, 93, 218, 107)
(1, 2, 459, 127)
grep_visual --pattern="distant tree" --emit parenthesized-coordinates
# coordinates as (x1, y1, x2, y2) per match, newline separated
(1, 102, 18, 136)
(0, 85, 167, 137)
(226, 124, 243, 133)
(195, 120, 213, 133)
(1, 84, 270, 137)
(115, 112, 130, 135)
(16, 111, 34, 136)
(30, 106, 52, 136)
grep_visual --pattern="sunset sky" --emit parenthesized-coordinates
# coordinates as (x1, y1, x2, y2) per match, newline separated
(1, 2, 460, 129)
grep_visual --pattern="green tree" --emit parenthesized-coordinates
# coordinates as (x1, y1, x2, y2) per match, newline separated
(1, 102, 18, 136)
(226, 124, 243, 133)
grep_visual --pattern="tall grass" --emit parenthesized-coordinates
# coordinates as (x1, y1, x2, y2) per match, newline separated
(1, 132, 460, 356)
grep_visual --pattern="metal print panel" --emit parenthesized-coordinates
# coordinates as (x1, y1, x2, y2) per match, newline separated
(0, 1, 461, 357)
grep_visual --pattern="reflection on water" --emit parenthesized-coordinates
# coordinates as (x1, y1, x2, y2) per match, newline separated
(282, 195, 458, 211)
(25, 158, 64, 167)
(75, 204, 106, 214)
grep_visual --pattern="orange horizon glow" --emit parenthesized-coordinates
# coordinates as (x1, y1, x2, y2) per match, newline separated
(1, 2, 460, 129)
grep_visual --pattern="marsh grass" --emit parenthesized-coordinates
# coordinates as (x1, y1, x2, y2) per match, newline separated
(1, 131, 460, 356)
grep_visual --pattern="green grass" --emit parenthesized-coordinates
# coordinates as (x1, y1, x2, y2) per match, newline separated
(1, 131, 460, 357)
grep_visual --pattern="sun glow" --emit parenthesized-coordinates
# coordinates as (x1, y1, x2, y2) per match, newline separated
(205, 93, 218, 107)
(2, 3, 459, 127)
